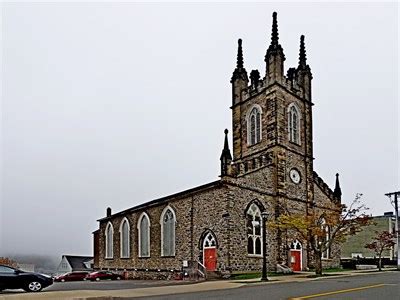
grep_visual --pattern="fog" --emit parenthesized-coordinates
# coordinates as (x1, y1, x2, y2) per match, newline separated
(1, 2, 398, 258)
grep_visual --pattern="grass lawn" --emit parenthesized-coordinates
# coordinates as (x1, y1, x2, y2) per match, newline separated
(230, 272, 295, 280)
(322, 268, 353, 273)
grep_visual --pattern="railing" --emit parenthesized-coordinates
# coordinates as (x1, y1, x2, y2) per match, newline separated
(196, 260, 207, 280)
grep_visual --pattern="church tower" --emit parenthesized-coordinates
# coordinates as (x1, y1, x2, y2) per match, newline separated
(227, 11, 315, 204)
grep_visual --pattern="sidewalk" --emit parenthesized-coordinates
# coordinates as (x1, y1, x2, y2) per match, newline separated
(0, 268, 396, 300)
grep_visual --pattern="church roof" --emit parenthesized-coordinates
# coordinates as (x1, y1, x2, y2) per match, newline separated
(63, 255, 93, 271)
(98, 180, 221, 221)
(313, 171, 338, 202)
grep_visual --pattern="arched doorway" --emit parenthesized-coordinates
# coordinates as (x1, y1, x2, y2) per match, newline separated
(289, 240, 302, 271)
(201, 231, 217, 271)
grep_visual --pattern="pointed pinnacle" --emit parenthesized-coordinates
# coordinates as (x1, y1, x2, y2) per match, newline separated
(299, 35, 307, 67)
(334, 173, 342, 199)
(224, 129, 229, 150)
(220, 129, 232, 161)
(237, 39, 244, 69)
(271, 12, 279, 45)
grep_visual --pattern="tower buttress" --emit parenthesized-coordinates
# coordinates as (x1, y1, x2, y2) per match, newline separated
(296, 35, 313, 101)
(265, 12, 285, 85)
(231, 39, 248, 160)
(231, 39, 248, 105)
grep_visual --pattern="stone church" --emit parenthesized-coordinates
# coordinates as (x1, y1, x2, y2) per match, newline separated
(93, 12, 342, 279)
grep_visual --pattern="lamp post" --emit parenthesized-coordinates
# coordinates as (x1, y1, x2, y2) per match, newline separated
(261, 211, 269, 281)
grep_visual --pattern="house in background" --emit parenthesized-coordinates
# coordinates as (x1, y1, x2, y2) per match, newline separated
(56, 255, 93, 275)
(341, 212, 398, 260)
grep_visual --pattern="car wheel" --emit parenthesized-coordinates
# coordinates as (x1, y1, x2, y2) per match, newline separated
(61, 279, 65, 282)
(116, 276, 121, 280)
(25, 281, 43, 292)
(95, 277, 100, 281)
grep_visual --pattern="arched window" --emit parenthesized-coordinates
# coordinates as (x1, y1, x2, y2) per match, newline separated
(160, 207, 176, 257)
(288, 104, 300, 144)
(137, 213, 150, 257)
(105, 222, 114, 259)
(119, 218, 130, 258)
(247, 106, 262, 145)
(246, 203, 262, 256)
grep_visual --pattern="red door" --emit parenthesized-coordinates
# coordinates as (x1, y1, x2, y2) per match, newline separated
(204, 248, 217, 271)
(290, 251, 301, 271)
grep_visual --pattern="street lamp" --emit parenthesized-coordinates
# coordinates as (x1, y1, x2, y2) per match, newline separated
(261, 211, 269, 281)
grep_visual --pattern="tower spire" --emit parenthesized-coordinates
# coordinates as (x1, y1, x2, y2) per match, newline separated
(299, 35, 307, 68)
(296, 34, 312, 100)
(236, 38, 244, 69)
(232, 39, 247, 82)
(271, 11, 279, 46)
(265, 12, 285, 83)
(231, 39, 248, 105)
(333, 173, 342, 200)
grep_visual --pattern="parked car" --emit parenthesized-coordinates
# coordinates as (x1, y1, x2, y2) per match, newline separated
(86, 271, 122, 281)
(54, 271, 89, 282)
(0, 264, 53, 292)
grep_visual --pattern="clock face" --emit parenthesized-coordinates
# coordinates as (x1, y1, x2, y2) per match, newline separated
(289, 169, 301, 184)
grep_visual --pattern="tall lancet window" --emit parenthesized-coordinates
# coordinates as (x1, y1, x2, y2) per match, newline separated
(105, 222, 114, 259)
(119, 218, 130, 258)
(288, 104, 301, 144)
(138, 213, 150, 257)
(246, 203, 262, 256)
(247, 106, 262, 145)
(160, 207, 176, 257)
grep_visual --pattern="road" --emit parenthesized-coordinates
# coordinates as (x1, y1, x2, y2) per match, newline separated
(133, 271, 399, 300)
(0, 271, 398, 299)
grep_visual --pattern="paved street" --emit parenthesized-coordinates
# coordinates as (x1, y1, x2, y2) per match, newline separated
(134, 271, 399, 300)
(46, 279, 191, 291)
(0, 271, 398, 299)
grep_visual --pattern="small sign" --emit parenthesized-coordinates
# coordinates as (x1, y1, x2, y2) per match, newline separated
(182, 260, 188, 267)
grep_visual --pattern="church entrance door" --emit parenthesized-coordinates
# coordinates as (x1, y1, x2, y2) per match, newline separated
(289, 240, 302, 271)
(202, 231, 217, 271)
(204, 248, 217, 271)
(290, 251, 301, 271)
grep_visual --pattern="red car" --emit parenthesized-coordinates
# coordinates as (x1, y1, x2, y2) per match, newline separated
(85, 271, 122, 281)
(54, 272, 89, 282)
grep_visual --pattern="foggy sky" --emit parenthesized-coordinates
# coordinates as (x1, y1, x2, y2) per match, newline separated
(1, 2, 398, 258)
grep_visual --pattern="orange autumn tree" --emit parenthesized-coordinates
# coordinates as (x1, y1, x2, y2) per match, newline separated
(273, 193, 372, 275)
(0, 257, 18, 268)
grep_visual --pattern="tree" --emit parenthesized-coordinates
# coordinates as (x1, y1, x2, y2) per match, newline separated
(365, 230, 396, 271)
(0, 257, 18, 268)
(272, 193, 372, 275)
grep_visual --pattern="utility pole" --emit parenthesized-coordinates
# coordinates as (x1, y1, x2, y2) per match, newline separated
(385, 191, 400, 270)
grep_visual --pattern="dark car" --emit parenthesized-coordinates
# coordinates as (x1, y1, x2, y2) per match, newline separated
(0, 264, 53, 292)
(54, 271, 89, 282)
(86, 271, 122, 281)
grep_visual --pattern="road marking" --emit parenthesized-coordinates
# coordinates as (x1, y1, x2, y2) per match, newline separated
(289, 283, 387, 299)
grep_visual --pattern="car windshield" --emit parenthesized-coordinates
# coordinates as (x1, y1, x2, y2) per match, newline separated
(0, 266, 16, 273)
